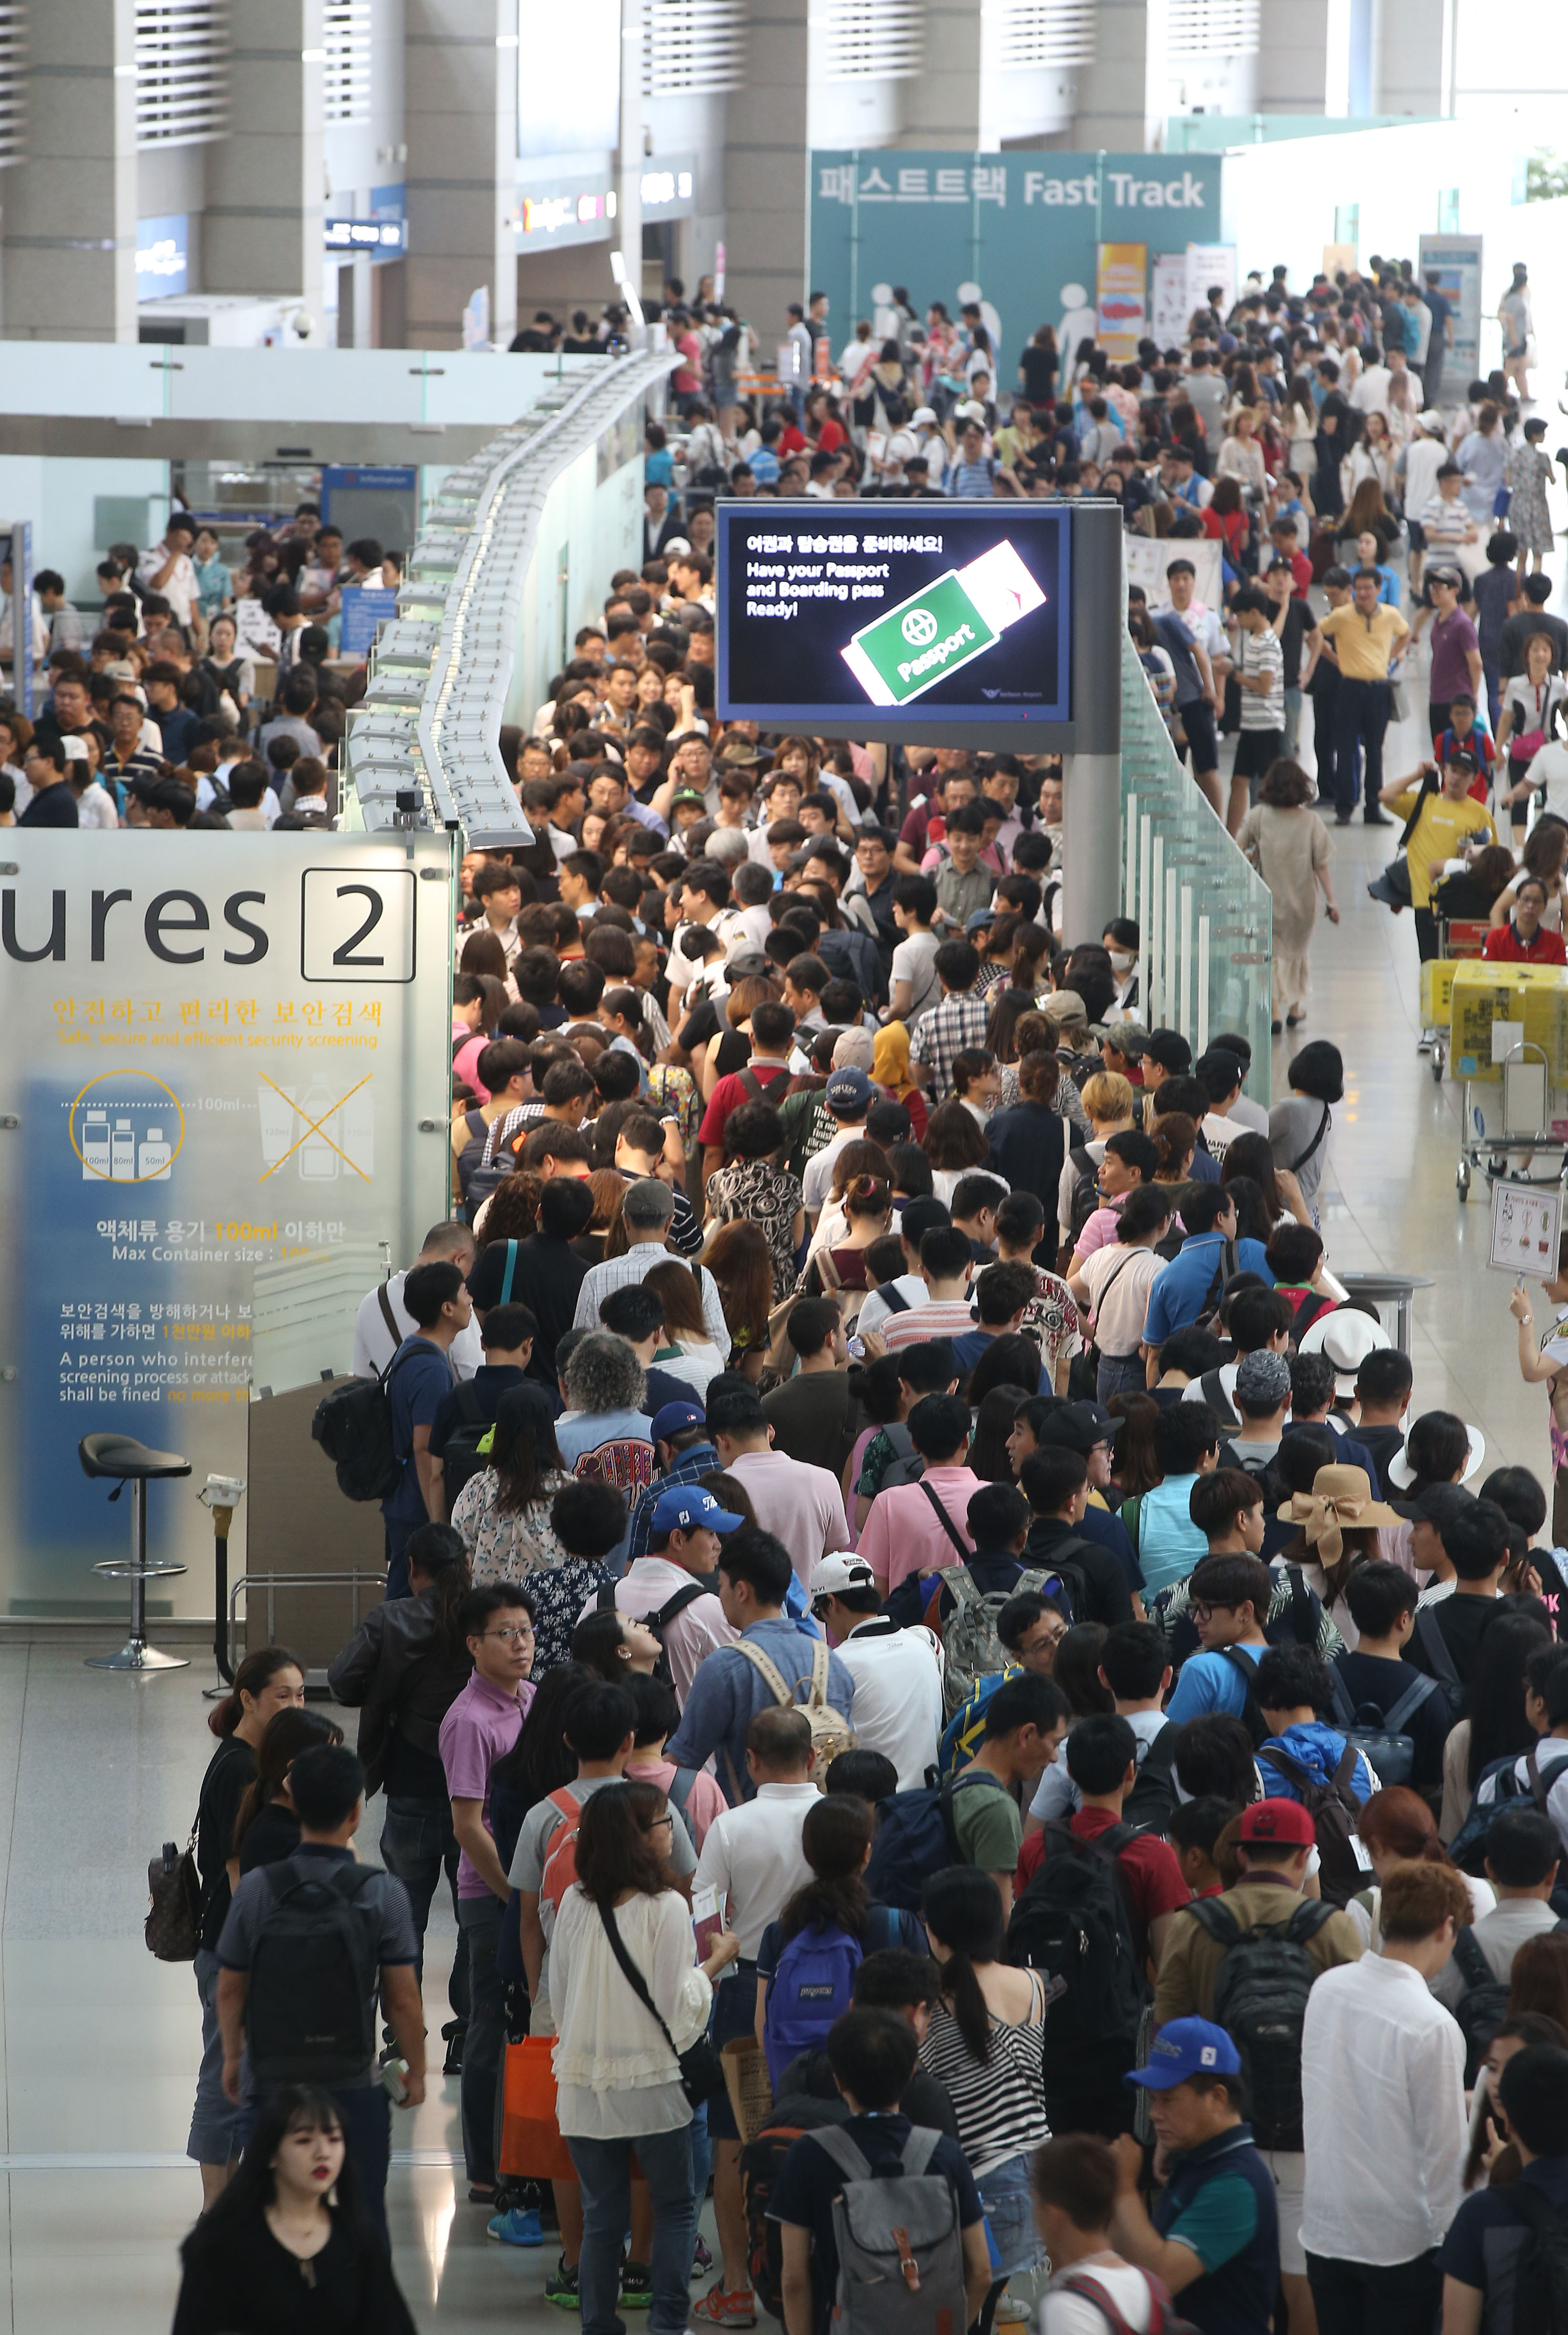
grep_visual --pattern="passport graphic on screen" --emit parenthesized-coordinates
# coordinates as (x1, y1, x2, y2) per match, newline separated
(840, 540, 1047, 707)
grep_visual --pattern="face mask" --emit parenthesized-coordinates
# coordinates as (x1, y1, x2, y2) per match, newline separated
(1110, 951, 1135, 974)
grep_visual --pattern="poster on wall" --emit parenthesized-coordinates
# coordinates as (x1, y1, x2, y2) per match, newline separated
(1150, 254, 1190, 347)
(1185, 242, 1237, 326)
(1125, 537, 1224, 612)
(1418, 234, 1485, 382)
(1096, 243, 1147, 359)
(809, 152, 1222, 385)
(0, 833, 453, 1616)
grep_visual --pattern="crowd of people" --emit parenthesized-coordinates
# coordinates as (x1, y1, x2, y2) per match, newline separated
(160, 372, 1568, 2335)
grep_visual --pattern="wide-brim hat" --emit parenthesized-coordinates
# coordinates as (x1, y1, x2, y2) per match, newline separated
(1388, 1426, 1485, 1490)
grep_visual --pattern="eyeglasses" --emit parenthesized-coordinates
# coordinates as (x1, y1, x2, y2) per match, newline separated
(647, 1814, 675, 1833)
(483, 1625, 535, 1645)
(1189, 1603, 1237, 1626)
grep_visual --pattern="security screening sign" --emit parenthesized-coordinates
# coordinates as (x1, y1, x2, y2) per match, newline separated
(716, 501, 1070, 738)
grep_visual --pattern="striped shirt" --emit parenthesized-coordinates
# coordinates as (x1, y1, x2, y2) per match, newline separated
(919, 1982, 1051, 2178)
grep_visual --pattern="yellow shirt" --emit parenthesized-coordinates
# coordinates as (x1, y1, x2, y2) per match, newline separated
(1386, 786, 1495, 906)
(1319, 601, 1410, 681)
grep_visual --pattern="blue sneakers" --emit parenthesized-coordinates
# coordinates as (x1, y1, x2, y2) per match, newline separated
(487, 2206, 545, 2248)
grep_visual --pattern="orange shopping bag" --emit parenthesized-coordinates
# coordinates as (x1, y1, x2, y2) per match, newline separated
(499, 2034, 576, 2181)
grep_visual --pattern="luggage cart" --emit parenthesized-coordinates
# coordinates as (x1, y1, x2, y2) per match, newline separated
(1423, 909, 1490, 1083)
(1456, 1040, 1568, 1199)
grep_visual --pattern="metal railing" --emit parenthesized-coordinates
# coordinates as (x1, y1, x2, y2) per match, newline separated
(341, 347, 679, 847)
(1119, 631, 1275, 1100)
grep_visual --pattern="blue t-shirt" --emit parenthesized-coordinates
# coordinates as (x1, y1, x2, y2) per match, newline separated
(951, 1329, 1049, 1393)
(1439, 2154, 1568, 2335)
(1144, 1234, 1273, 1346)
(382, 1335, 456, 1525)
(644, 447, 674, 487)
(1165, 1645, 1260, 1728)
(1424, 287, 1453, 341)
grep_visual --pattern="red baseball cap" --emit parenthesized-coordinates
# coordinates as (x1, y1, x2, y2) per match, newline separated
(1236, 1799, 1316, 1849)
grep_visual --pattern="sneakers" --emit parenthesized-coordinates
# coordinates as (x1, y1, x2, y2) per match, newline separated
(488, 2207, 544, 2247)
(691, 2237, 713, 2281)
(545, 2257, 581, 2310)
(993, 2290, 1029, 2326)
(442, 2020, 466, 2076)
(620, 2260, 654, 2309)
(691, 2284, 757, 2329)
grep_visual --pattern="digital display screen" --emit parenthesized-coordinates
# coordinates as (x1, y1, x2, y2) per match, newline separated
(716, 501, 1071, 730)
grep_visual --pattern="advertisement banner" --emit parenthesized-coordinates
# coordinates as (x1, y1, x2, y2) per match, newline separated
(1096, 243, 1147, 359)
(1418, 233, 1484, 384)
(338, 585, 399, 660)
(809, 152, 1222, 387)
(716, 501, 1070, 732)
(1150, 253, 1190, 348)
(1184, 243, 1237, 327)
(0, 833, 454, 1616)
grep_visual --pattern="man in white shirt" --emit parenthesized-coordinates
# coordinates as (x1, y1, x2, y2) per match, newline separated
(1300, 1860, 1469, 2330)
(351, 1222, 483, 1381)
(808, 1552, 941, 1789)
(694, 1705, 819, 2319)
(589, 1483, 738, 1705)
(137, 519, 199, 629)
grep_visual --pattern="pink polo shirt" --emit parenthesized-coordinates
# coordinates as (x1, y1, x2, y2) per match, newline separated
(857, 1464, 984, 1591)
(438, 1669, 535, 1899)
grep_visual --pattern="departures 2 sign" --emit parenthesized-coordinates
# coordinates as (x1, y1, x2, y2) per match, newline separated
(716, 501, 1070, 729)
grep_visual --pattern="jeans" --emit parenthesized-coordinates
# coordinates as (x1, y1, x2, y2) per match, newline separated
(380, 1795, 468, 2021)
(568, 2125, 697, 2335)
(458, 1894, 505, 2186)
(1097, 1354, 1145, 1404)
(977, 2152, 1042, 2282)
(1333, 677, 1391, 815)
(186, 1947, 240, 2166)
(1305, 2247, 1442, 2335)
(1283, 683, 1302, 758)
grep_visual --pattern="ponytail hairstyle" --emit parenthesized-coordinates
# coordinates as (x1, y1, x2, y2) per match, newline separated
(207, 1644, 302, 1739)
(601, 985, 652, 1059)
(403, 1520, 472, 1664)
(843, 1175, 892, 1223)
(232, 1705, 341, 1851)
(921, 1864, 1006, 2062)
(779, 1794, 873, 1946)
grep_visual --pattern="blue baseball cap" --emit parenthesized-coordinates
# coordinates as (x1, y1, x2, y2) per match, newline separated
(825, 1066, 874, 1112)
(650, 1400, 707, 1442)
(1125, 2018, 1241, 2092)
(649, 1484, 745, 1536)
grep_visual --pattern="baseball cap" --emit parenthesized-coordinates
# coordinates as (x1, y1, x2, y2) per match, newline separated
(61, 735, 90, 763)
(1036, 1400, 1122, 1454)
(1444, 745, 1480, 774)
(911, 406, 938, 427)
(661, 536, 691, 559)
(1046, 989, 1088, 1029)
(1234, 1349, 1292, 1410)
(1126, 2017, 1241, 2092)
(825, 1066, 875, 1112)
(1427, 566, 1463, 590)
(1236, 1798, 1317, 1849)
(810, 1552, 879, 1599)
(965, 908, 997, 937)
(1417, 409, 1445, 432)
(650, 1400, 707, 1442)
(1143, 1029, 1192, 1073)
(1393, 1480, 1477, 1528)
(670, 787, 708, 811)
(649, 1484, 745, 1536)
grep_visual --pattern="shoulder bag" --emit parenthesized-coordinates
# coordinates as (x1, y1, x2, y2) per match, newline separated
(599, 1899, 726, 2107)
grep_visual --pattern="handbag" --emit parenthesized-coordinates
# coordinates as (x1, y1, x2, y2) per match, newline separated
(145, 1829, 201, 1962)
(499, 2034, 577, 2180)
(600, 1900, 726, 2108)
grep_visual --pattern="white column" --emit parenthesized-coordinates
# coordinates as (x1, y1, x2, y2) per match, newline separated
(405, 0, 519, 349)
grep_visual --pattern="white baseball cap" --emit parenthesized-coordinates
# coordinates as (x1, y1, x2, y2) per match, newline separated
(810, 1552, 878, 1599)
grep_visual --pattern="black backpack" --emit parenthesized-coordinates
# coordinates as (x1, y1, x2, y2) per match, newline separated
(438, 1379, 501, 1514)
(454, 1105, 491, 1198)
(311, 1342, 421, 1502)
(595, 1578, 709, 1692)
(245, 1857, 382, 2085)
(1197, 1367, 1240, 1427)
(1326, 1661, 1439, 1791)
(1448, 1922, 1513, 2088)
(1066, 1147, 1101, 1243)
(1255, 1740, 1365, 1908)
(1186, 1895, 1336, 2150)
(1006, 1822, 1150, 2076)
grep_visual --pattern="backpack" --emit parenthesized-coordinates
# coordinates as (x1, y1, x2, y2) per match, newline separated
(864, 1773, 990, 1910)
(1218, 1644, 1271, 1748)
(763, 1922, 864, 2088)
(539, 1785, 587, 1919)
(807, 2122, 968, 2335)
(310, 1337, 422, 1502)
(938, 1671, 1016, 1777)
(1195, 1247, 1239, 1331)
(926, 1565, 1048, 1723)
(1254, 1740, 1365, 1908)
(877, 1421, 925, 1492)
(1054, 2268, 1200, 2335)
(1448, 1922, 1513, 2089)
(1185, 1895, 1336, 2150)
(1502, 2165, 1568, 2335)
(1326, 1661, 1439, 1791)
(454, 1105, 490, 1198)
(1412, 1603, 1468, 1716)
(1066, 1146, 1101, 1243)
(1451, 1743, 1568, 1876)
(437, 1378, 502, 1514)
(1196, 1366, 1239, 1428)
(667, 1763, 702, 1852)
(596, 1577, 709, 1694)
(244, 1856, 382, 2085)
(728, 1638, 856, 1788)
(742, 2093, 848, 2318)
(1006, 1822, 1150, 2074)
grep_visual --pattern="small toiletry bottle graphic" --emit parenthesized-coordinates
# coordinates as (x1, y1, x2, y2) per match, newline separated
(110, 1119, 135, 1180)
(81, 1111, 111, 1180)
(137, 1126, 173, 1181)
(298, 1076, 339, 1180)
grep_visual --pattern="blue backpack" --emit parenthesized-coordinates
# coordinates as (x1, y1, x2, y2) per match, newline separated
(763, 1923, 863, 2088)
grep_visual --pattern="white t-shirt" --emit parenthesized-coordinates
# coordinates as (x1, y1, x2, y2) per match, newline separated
(1039, 2261, 1158, 2334)
(836, 1618, 943, 1789)
(72, 782, 119, 829)
(1153, 599, 1225, 663)
(351, 1269, 482, 1381)
(693, 1781, 818, 1959)
(1079, 1241, 1161, 1361)
(891, 929, 941, 1021)
(856, 1273, 928, 1339)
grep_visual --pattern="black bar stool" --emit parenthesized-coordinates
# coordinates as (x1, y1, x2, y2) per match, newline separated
(79, 1434, 193, 1672)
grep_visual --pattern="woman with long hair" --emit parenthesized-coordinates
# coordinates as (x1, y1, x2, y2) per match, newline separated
(985, 988, 1037, 1104)
(189, 1647, 306, 2205)
(578, 1168, 628, 1264)
(969, 1384, 1033, 1482)
(1349, 1787, 1493, 1966)
(552, 1782, 741, 2335)
(232, 1706, 344, 1873)
(1440, 1612, 1555, 1842)
(1221, 1129, 1309, 1228)
(703, 1102, 805, 1302)
(919, 1866, 1049, 2328)
(450, 1385, 573, 1582)
(1345, 411, 1398, 502)
(1464, 2011, 1568, 2190)
(643, 1256, 725, 1395)
(702, 1219, 775, 1380)
(174, 2085, 417, 2333)
(1338, 476, 1398, 555)
(800, 1175, 894, 1306)
(1271, 1462, 1398, 1640)
(1107, 1392, 1162, 1499)
(756, 1795, 923, 2083)
(1237, 756, 1339, 1031)
(923, 1100, 990, 1203)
